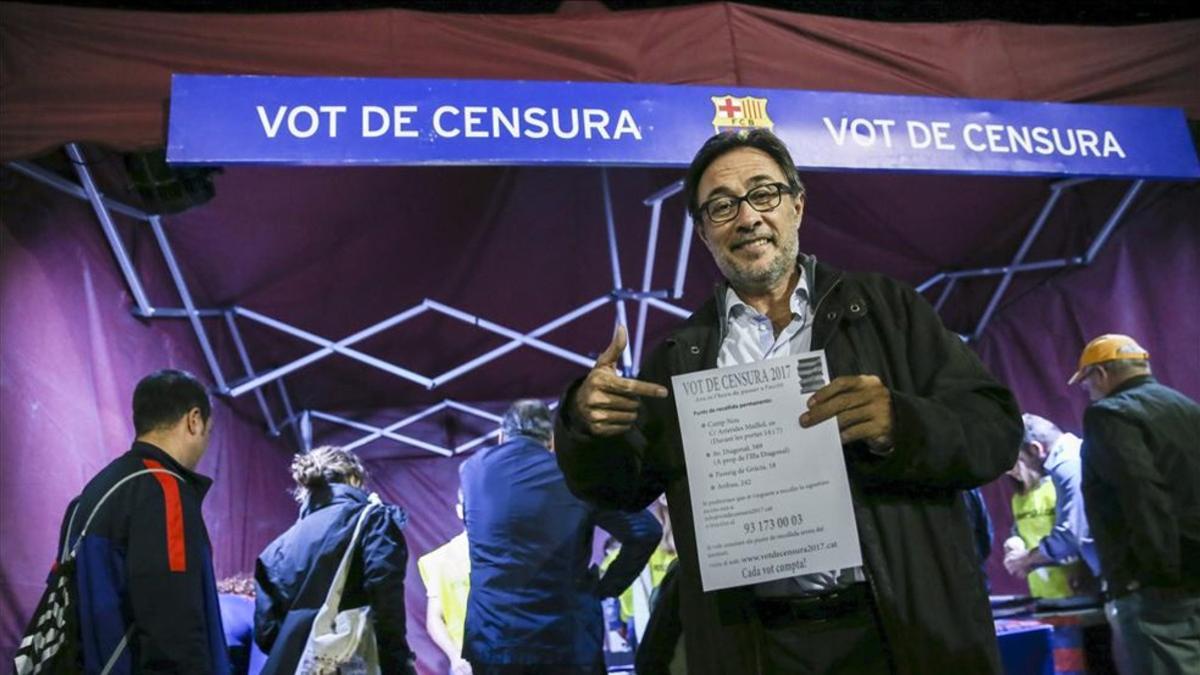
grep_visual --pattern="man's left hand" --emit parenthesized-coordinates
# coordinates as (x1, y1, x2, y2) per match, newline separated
(1005, 547, 1051, 577)
(1004, 549, 1033, 577)
(800, 375, 894, 450)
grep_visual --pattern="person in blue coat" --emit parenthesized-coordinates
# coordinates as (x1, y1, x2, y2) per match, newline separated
(217, 575, 267, 675)
(254, 446, 415, 675)
(460, 400, 662, 675)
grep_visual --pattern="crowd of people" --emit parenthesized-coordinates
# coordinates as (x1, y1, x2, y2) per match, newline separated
(17, 130, 1200, 675)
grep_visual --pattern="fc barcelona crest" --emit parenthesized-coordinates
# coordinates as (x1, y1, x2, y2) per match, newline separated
(710, 95, 774, 133)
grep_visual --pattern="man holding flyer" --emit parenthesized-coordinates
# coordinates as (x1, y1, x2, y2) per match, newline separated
(555, 129, 1021, 674)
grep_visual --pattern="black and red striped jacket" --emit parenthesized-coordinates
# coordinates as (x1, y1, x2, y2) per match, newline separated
(54, 441, 229, 674)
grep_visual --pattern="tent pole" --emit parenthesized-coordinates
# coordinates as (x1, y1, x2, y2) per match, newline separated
(455, 430, 502, 455)
(223, 310, 279, 436)
(339, 402, 450, 452)
(299, 410, 313, 452)
(915, 272, 946, 293)
(229, 305, 434, 395)
(601, 169, 633, 372)
(147, 215, 228, 392)
(64, 145, 155, 317)
(310, 409, 452, 456)
(10, 159, 152, 222)
(948, 258, 1079, 280)
(672, 211, 695, 300)
(1085, 180, 1144, 263)
(431, 295, 610, 387)
(971, 184, 1067, 341)
(425, 300, 595, 369)
(275, 379, 304, 451)
(934, 277, 958, 313)
(645, 297, 691, 318)
(634, 199, 664, 370)
(444, 400, 503, 423)
(642, 179, 683, 205)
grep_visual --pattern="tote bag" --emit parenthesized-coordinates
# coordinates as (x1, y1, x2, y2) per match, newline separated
(295, 493, 382, 675)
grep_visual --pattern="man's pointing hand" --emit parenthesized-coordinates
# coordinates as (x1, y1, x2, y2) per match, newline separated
(573, 325, 668, 437)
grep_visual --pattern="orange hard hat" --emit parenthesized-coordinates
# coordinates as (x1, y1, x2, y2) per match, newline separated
(1067, 334, 1149, 385)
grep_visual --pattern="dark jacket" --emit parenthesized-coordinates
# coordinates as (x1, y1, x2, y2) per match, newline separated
(254, 484, 414, 675)
(964, 487, 995, 565)
(460, 434, 662, 667)
(56, 441, 228, 674)
(556, 256, 1022, 675)
(1080, 375, 1200, 595)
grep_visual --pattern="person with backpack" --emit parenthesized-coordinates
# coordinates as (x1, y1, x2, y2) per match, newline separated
(16, 369, 229, 674)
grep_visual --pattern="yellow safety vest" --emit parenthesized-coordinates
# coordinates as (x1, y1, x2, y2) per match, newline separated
(600, 545, 678, 622)
(1011, 479, 1074, 599)
(417, 531, 470, 650)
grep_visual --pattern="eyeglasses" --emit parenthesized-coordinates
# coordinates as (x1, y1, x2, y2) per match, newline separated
(698, 182, 796, 225)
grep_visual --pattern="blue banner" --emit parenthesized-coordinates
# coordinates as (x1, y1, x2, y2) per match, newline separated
(167, 75, 1199, 178)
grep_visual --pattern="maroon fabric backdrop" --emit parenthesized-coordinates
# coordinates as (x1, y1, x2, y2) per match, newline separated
(2, 3, 1199, 672)
(0, 171, 300, 664)
(4, 171, 1195, 669)
(974, 183, 1200, 594)
(367, 453, 473, 675)
(2, 3, 1198, 160)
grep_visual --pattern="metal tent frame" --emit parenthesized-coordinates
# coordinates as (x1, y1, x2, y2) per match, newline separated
(8, 143, 1147, 456)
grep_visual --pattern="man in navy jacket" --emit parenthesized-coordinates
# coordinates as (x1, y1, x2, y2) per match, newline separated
(460, 400, 661, 675)
(55, 369, 228, 674)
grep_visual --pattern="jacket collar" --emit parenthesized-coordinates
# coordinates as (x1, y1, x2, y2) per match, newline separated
(1043, 432, 1081, 473)
(1107, 374, 1156, 398)
(301, 482, 367, 518)
(130, 441, 213, 497)
(711, 254, 843, 326)
(667, 253, 844, 370)
(808, 256, 845, 310)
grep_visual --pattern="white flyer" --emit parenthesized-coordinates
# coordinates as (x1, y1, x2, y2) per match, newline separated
(671, 351, 862, 592)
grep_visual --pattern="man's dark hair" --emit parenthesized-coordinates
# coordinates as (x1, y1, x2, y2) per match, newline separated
(683, 128, 806, 221)
(501, 399, 553, 445)
(132, 369, 211, 436)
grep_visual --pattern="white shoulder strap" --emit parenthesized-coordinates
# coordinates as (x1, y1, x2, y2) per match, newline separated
(319, 493, 383, 612)
(67, 467, 184, 561)
(58, 501, 82, 565)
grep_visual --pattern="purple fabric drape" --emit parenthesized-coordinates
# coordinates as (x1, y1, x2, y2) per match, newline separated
(972, 183, 1200, 595)
(2, 3, 1198, 160)
(0, 173, 299, 666)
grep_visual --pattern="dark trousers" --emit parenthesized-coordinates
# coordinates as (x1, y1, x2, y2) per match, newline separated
(1109, 589, 1200, 675)
(753, 585, 892, 674)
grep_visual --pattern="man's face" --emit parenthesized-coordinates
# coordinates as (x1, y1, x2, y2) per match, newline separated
(1005, 446, 1041, 489)
(1081, 366, 1108, 402)
(695, 147, 803, 294)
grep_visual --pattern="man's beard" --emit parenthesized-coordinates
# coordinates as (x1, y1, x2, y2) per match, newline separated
(719, 235, 798, 294)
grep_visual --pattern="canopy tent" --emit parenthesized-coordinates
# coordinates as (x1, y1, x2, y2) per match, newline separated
(2, 4, 1199, 673)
